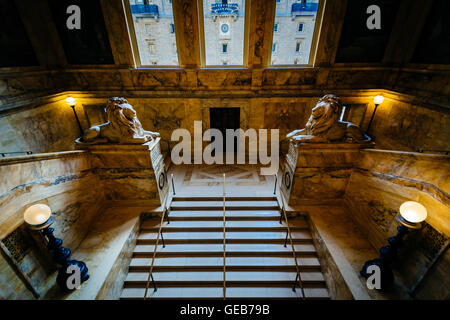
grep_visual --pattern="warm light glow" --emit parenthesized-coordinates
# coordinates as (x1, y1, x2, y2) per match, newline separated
(66, 97, 76, 107)
(24, 204, 51, 226)
(373, 95, 384, 105)
(400, 201, 427, 224)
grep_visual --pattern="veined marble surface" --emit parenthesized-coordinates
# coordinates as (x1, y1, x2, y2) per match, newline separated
(285, 142, 368, 204)
(170, 164, 277, 197)
(82, 141, 162, 202)
(44, 206, 143, 300)
(0, 150, 105, 299)
(345, 149, 450, 297)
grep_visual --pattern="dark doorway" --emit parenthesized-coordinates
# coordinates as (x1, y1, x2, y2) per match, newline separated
(210, 108, 240, 154)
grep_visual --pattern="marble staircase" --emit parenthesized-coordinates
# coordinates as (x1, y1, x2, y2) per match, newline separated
(120, 196, 330, 299)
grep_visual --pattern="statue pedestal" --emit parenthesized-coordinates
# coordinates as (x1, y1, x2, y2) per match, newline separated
(281, 141, 373, 205)
(81, 138, 168, 206)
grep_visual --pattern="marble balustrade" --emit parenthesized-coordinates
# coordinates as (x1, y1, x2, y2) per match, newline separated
(0, 139, 166, 299)
(281, 144, 449, 298)
(283, 142, 370, 204)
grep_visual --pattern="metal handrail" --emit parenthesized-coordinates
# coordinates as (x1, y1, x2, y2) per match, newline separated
(222, 173, 226, 300)
(275, 175, 305, 299)
(1, 151, 33, 157)
(171, 173, 176, 195)
(143, 192, 171, 300)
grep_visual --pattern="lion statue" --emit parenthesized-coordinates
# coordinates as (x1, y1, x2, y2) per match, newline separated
(286, 94, 371, 144)
(77, 97, 160, 144)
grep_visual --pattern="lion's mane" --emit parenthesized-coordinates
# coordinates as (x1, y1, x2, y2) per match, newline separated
(305, 94, 341, 137)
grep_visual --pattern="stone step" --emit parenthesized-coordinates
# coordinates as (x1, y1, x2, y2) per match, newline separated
(172, 196, 277, 202)
(120, 287, 329, 300)
(137, 230, 313, 244)
(140, 220, 308, 232)
(124, 271, 326, 286)
(226, 287, 330, 300)
(129, 256, 321, 272)
(170, 201, 279, 211)
(166, 210, 281, 220)
(133, 243, 317, 257)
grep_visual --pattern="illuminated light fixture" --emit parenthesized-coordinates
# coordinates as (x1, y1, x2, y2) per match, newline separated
(373, 95, 385, 105)
(366, 95, 384, 134)
(23, 204, 89, 291)
(24, 204, 53, 230)
(66, 96, 84, 138)
(66, 96, 76, 107)
(397, 201, 427, 229)
(360, 201, 427, 290)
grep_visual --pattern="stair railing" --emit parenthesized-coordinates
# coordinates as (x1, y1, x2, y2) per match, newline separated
(1, 151, 33, 157)
(222, 173, 226, 300)
(171, 173, 176, 195)
(275, 174, 306, 299)
(143, 192, 171, 300)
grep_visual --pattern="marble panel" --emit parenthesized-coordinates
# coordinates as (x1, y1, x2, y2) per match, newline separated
(44, 207, 141, 300)
(96, 214, 140, 300)
(307, 212, 360, 300)
(262, 69, 317, 88)
(291, 168, 352, 203)
(0, 150, 105, 299)
(262, 101, 310, 137)
(83, 140, 164, 203)
(413, 247, 450, 300)
(365, 98, 450, 152)
(0, 99, 80, 154)
(285, 142, 366, 203)
(0, 252, 35, 299)
(197, 70, 252, 90)
(345, 149, 449, 296)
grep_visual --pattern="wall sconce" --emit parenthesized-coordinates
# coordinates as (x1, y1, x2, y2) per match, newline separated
(66, 97, 84, 138)
(366, 95, 384, 134)
(360, 201, 427, 290)
(24, 204, 89, 292)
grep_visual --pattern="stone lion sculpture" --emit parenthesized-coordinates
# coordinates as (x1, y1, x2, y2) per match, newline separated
(78, 97, 160, 144)
(286, 94, 371, 144)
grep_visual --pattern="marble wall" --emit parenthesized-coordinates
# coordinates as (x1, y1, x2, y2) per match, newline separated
(345, 149, 450, 298)
(0, 96, 86, 154)
(361, 97, 450, 153)
(0, 151, 105, 299)
(1, 92, 449, 158)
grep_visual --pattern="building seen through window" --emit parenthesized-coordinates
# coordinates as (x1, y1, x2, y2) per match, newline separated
(203, 0, 246, 66)
(271, 0, 320, 65)
(127, 0, 179, 66)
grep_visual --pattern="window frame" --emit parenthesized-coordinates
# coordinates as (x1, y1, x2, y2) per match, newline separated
(123, 0, 324, 69)
(295, 40, 301, 53)
(198, 0, 250, 68)
(222, 43, 229, 54)
(123, 0, 182, 68)
(268, 0, 325, 68)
